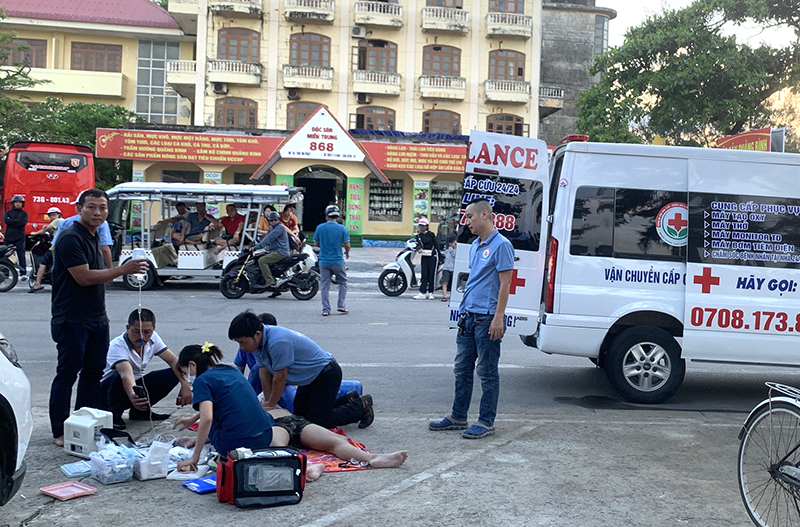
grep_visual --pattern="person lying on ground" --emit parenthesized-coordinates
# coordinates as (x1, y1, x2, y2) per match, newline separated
(172, 343, 407, 481)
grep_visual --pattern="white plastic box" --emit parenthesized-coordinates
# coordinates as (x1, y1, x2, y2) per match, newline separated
(64, 407, 113, 459)
(90, 444, 136, 485)
(134, 441, 172, 480)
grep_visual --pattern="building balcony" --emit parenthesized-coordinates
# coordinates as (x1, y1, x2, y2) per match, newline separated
(210, 0, 263, 17)
(284, 0, 334, 23)
(208, 60, 262, 86)
(282, 64, 334, 91)
(420, 7, 469, 33)
(352, 70, 401, 96)
(539, 85, 565, 119)
(484, 79, 531, 103)
(168, 0, 198, 35)
(486, 12, 533, 39)
(4, 67, 126, 98)
(354, 1, 403, 28)
(419, 75, 466, 100)
(166, 60, 197, 100)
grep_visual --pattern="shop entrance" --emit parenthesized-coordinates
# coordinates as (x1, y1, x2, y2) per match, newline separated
(294, 166, 346, 233)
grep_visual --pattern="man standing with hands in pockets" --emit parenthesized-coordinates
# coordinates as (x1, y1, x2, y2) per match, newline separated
(429, 199, 513, 439)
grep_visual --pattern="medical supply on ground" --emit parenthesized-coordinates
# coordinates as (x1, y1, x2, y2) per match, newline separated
(134, 441, 172, 480)
(166, 465, 211, 481)
(182, 475, 217, 494)
(217, 447, 307, 509)
(64, 407, 113, 458)
(90, 443, 136, 485)
(40, 481, 97, 501)
(60, 460, 92, 478)
(337, 380, 363, 399)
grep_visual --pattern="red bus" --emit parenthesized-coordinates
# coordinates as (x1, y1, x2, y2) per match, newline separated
(0, 142, 95, 234)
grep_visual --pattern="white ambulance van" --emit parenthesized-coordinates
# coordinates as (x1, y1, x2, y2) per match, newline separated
(450, 131, 800, 404)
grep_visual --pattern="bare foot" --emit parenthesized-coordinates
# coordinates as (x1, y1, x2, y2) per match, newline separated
(53, 436, 64, 447)
(213, 247, 224, 255)
(306, 463, 325, 482)
(368, 451, 408, 468)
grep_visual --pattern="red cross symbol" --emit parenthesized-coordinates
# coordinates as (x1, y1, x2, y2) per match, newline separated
(509, 269, 526, 295)
(668, 213, 688, 232)
(693, 267, 720, 294)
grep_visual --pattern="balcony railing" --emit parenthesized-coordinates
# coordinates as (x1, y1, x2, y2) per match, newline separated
(283, 64, 334, 79)
(486, 12, 532, 27)
(540, 85, 565, 99)
(285, 0, 333, 10)
(420, 75, 466, 90)
(353, 70, 401, 85)
(208, 60, 262, 76)
(212, 0, 260, 4)
(421, 6, 468, 23)
(354, 1, 401, 16)
(167, 60, 197, 74)
(485, 80, 530, 94)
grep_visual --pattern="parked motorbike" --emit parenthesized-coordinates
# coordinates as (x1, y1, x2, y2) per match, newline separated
(378, 238, 420, 296)
(219, 248, 320, 300)
(0, 244, 19, 292)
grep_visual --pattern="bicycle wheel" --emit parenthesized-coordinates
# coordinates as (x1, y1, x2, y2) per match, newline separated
(738, 401, 800, 527)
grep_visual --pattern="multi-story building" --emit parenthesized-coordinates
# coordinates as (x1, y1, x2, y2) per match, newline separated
(1, 0, 193, 125)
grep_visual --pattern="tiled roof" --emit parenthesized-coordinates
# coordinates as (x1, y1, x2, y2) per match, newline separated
(1, 0, 180, 29)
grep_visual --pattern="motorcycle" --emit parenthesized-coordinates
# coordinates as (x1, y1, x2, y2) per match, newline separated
(27, 233, 53, 291)
(378, 238, 420, 296)
(0, 244, 19, 292)
(219, 248, 320, 300)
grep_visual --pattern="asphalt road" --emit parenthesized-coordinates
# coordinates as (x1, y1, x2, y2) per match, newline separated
(1, 248, 794, 526)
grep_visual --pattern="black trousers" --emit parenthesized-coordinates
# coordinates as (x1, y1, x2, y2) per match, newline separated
(293, 359, 364, 428)
(420, 255, 437, 294)
(100, 367, 179, 420)
(9, 237, 26, 273)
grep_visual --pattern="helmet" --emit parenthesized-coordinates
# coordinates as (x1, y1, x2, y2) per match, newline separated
(47, 206, 62, 215)
(11, 195, 24, 204)
(267, 211, 281, 221)
(417, 217, 429, 226)
(325, 205, 340, 218)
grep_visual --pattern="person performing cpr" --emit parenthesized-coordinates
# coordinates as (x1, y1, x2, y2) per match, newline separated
(172, 343, 407, 479)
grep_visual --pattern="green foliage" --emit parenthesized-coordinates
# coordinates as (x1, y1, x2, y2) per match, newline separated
(0, 96, 144, 189)
(577, 0, 800, 146)
(0, 8, 45, 93)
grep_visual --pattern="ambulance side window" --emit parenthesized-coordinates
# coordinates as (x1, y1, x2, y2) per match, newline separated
(571, 186, 613, 257)
(614, 189, 686, 262)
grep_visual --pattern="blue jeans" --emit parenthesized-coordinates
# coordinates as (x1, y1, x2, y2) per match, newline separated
(320, 264, 347, 313)
(451, 313, 502, 427)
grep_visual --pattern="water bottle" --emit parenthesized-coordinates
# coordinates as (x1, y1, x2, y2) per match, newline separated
(132, 248, 147, 281)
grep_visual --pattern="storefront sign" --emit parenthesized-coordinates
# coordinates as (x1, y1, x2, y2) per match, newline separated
(413, 180, 431, 226)
(131, 170, 144, 232)
(717, 128, 771, 152)
(275, 174, 294, 187)
(279, 108, 365, 162)
(362, 142, 467, 173)
(96, 128, 282, 164)
(346, 178, 365, 235)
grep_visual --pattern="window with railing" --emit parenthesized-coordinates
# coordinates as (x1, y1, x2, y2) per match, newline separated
(486, 114, 525, 136)
(215, 97, 258, 128)
(71, 43, 122, 72)
(422, 45, 461, 77)
(488, 0, 523, 12)
(488, 50, 524, 81)
(357, 39, 397, 72)
(286, 101, 321, 130)
(290, 33, 331, 67)
(3, 38, 46, 68)
(218, 28, 260, 63)
(355, 106, 395, 130)
(423, 109, 460, 135)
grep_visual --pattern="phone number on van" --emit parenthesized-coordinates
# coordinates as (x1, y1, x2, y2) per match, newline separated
(458, 210, 516, 231)
(690, 307, 800, 332)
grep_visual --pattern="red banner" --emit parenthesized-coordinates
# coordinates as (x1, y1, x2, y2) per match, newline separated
(717, 127, 771, 152)
(361, 142, 467, 173)
(96, 128, 283, 164)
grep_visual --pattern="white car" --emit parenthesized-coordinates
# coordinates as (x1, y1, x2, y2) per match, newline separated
(0, 330, 33, 505)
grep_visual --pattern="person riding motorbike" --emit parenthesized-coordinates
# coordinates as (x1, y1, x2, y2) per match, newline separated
(254, 211, 290, 290)
(29, 206, 63, 292)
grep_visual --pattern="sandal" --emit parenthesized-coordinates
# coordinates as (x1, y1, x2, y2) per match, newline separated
(462, 424, 495, 439)
(322, 312, 330, 316)
(337, 308, 348, 314)
(429, 415, 468, 431)
(441, 297, 448, 302)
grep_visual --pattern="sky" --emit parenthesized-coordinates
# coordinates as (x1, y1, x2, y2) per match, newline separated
(597, 0, 797, 48)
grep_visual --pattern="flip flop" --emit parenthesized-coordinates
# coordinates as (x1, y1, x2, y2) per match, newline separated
(322, 312, 330, 316)
(337, 308, 348, 314)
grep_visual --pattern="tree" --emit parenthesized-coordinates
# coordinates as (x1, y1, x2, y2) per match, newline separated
(576, 0, 800, 146)
(0, 8, 45, 94)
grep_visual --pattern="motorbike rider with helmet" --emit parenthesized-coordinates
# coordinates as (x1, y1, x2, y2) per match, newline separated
(2, 195, 29, 276)
(29, 206, 64, 292)
(254, 210, 290, 289)
(413, 217, 439, 300)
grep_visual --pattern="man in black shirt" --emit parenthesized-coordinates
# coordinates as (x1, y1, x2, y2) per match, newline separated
(48, 189, 149, 447)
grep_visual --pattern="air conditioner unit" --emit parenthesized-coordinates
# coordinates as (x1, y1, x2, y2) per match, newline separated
(213, 82, 228, 94)
(351, 25, 367, 39)
(356, 93, 372, 105)
(287, 88, 302, 100)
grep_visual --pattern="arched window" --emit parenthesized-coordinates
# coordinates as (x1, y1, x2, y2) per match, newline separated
(357, 40, 398, 72)
(289, 33, 331, 68)
(423, 109, 460, 135)
(489, 0, 523, 13)
(218, 28, 260, 62)
(488, 50, 525, 81)
(486, 114, 524, 136)
(286, 102, 321, 130)
(356, 106, 395, 130)
(215, 97, 257, 128)
(422, 45, 461, 77)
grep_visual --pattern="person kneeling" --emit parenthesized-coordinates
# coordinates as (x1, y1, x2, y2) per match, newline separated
(101, 309, 192, 430)
(173, 343, 407, 480)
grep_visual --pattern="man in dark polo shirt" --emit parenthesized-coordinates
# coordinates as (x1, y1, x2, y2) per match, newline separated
(49, 189, 149, 447)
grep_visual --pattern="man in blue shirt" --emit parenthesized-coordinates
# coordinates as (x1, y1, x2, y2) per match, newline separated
(313, 205, 350, 316)
(254, 211, 290, 288)
(228, 310, 373, 429)
(429, 199, 514, 439)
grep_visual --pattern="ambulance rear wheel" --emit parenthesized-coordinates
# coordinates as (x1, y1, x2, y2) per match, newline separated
(604, 326, 685, 404)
